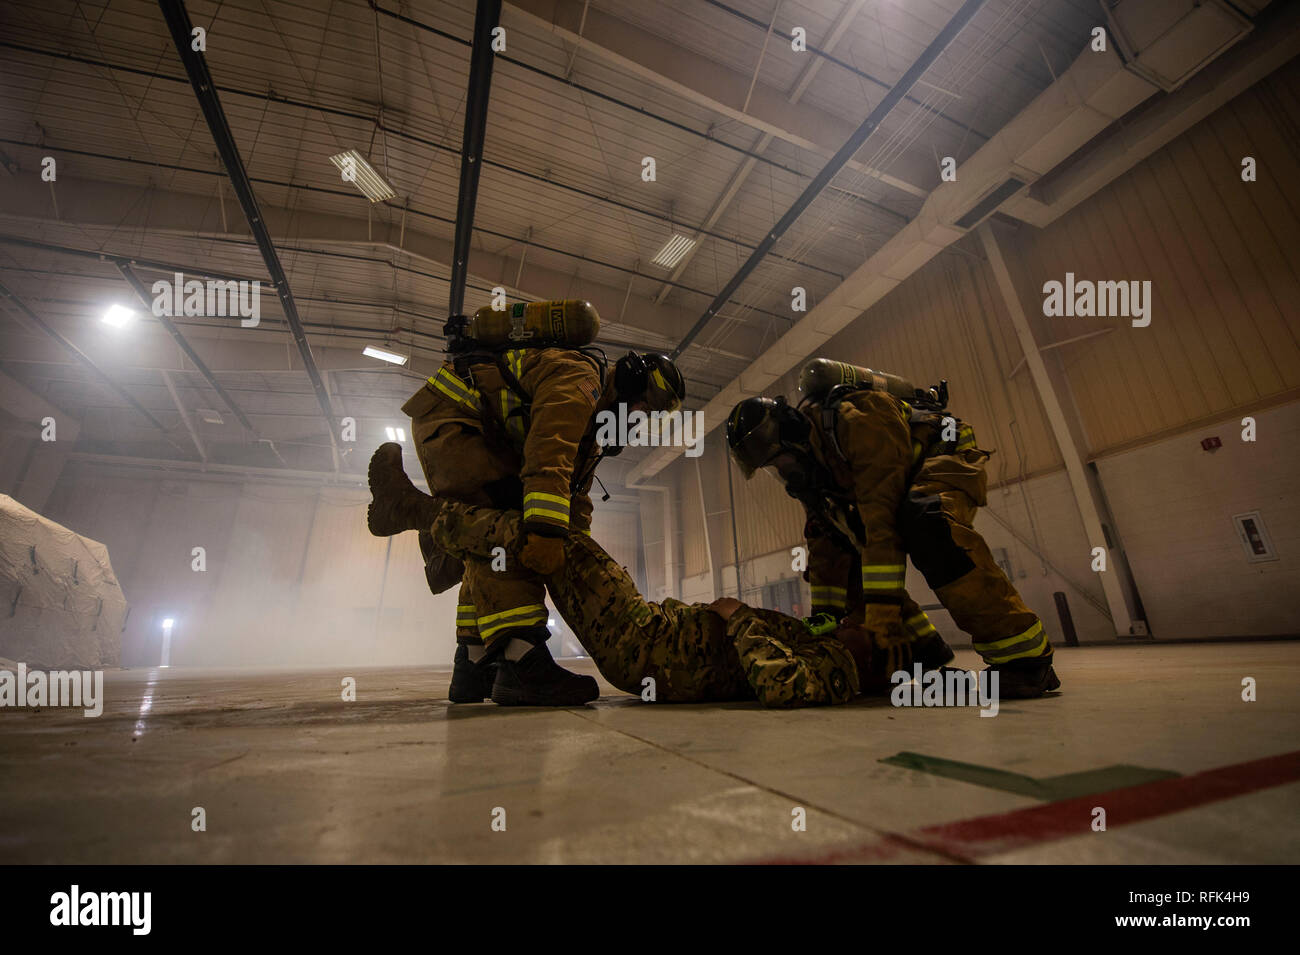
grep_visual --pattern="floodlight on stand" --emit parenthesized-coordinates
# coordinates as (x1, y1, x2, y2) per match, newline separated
(329, 149, 397, 202)
(651, 233, 696, 269)
(363, 345, 409, 365)
(101, 304, 136, 328)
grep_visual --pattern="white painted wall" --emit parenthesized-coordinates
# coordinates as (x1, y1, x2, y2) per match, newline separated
(1094, 402, 1300, 638)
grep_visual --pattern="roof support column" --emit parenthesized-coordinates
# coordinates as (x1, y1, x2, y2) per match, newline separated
(978, 221, 1141, 638)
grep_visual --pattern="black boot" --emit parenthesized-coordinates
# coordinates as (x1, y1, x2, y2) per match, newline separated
(491, 630, 599, 707)
(448, 641, 495, 703)
(367, 442, 438, 536)
(985, 654, 1061, 699)
(911, 631, 955, 674)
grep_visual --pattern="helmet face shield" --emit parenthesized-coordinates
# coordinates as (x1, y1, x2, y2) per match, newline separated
(645, 366, 682, 414)
(727, 407, 783, 479)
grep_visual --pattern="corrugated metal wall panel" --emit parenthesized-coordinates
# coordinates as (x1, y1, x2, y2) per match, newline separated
(822, 249, 1065, 481)
(676, 457, 709, 579)
(1005, 59, 1300, 453)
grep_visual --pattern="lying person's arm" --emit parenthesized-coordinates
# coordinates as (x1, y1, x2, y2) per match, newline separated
(709, 598, 860, 708)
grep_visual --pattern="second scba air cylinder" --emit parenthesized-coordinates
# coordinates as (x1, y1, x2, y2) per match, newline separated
(466, 299, 601, 348)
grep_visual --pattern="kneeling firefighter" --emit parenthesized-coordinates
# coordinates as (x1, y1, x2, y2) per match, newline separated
(725, 358, 1059, 698)
(370, 298, 685, 706)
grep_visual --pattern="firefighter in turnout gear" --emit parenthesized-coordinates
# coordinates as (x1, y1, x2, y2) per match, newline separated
(364, 447, 933, 707)
(376, 300, 686, 706)
(725, 360, 1059, 699)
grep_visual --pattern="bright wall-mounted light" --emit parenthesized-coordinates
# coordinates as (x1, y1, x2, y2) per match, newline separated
(101, 304, 136, 328)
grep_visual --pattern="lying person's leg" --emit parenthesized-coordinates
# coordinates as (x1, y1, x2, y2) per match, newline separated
(429, 500, 861, 707)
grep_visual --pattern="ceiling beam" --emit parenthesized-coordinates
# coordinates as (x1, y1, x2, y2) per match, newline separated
(0, 172, 748, 348)
(671, 0, 987, 360)
(653, 0, 870, 305)
(157, 0, 339, 457)
(160, 368, 206, 462)
(115, 261, 260, 437)
(447, 0, 503, 317)
(503, 0, 930, 199)
(0, 280, 183, 446)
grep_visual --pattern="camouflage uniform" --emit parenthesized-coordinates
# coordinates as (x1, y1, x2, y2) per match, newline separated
(426, 499, 860, 708)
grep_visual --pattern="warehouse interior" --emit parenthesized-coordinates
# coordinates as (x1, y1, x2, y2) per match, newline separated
(1, 0, 1298, 865)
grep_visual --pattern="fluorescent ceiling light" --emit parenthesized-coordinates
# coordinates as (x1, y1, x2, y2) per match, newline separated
(651, 233, 697, 269)
(385, 427, 406, 443)
(330, 149, 397, 202)
(101, 304, 135, 328)
(363, 345, 409, 365)
(162, 618, 174, 630)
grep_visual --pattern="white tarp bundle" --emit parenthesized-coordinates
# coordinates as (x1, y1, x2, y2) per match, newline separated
(0, 494, 126, 668)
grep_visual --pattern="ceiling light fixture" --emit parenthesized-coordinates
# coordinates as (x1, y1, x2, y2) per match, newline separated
(363, 345, 409, 365)
(101, 304, 136, 328)
(385, 426, 407, 443)
(329, 149, 397, 202)
(651, 233, 696, 269)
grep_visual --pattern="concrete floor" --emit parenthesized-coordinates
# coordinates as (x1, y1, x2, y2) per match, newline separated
(2, 642, 1297, 864)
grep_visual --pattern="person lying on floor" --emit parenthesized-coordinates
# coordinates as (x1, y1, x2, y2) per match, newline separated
(367, 443, 954, 708)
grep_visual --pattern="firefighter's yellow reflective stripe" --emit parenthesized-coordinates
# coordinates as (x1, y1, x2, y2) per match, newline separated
(499, 350, 528, 444)
(576, 526, 592, 537)
(975, 621, 1048, 663)
(429, 367, 481, 413)
(955, 423, 977, 452)
(811, 584, 847, 610)
(911, 441, 924, 465)
(523, 490, 570, 525)
(651, 368, 668, 392)
(904, 611, 938, 637)
(455, 603, 478, 625)
(861, 563, 906, 591)
(476, 603, 549, 638)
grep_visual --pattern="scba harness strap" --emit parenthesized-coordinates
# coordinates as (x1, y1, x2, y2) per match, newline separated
(816, 382, 966, 483)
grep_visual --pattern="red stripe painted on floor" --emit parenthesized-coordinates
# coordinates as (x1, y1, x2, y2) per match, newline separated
(756, 750, 1300, 865)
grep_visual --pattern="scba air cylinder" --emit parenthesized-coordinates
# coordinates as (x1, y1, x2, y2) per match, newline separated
(798, 358, 917, 403)
(468, 299, 600, 348)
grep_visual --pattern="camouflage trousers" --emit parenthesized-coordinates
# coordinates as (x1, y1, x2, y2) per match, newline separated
(428, 500, 859, 707)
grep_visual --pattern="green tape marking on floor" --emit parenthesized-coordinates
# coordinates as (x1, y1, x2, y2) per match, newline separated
(881, 751, 1181, 801)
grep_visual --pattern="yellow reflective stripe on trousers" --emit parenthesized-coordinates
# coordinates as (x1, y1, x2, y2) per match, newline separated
(810, 584, 847, 609)
(429, 367, 481, 414)
(523, 490, 569, 526)
(904, 611, 938, 637)
(861, 563, 905, 592)
(476, 603, 549, 639)
(974, 620, 1048, 663)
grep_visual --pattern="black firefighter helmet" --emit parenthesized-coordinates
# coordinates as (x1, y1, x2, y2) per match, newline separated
(614, 352, 686, 413)
(725, 396, 812, 479)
